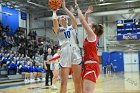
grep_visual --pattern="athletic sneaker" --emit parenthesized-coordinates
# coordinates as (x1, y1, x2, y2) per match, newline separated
(68, 75, 72, 79)
(30, 79, 35, 83)
(51, 85, 57, 90)
(24, 79, 29, 84)
(37, 78, 41, 82)
(42, 78, 45, 81)
(32, 79, 35, 82)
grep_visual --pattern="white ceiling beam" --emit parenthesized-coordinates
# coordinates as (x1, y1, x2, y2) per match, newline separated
(27, 0, 47, 9)
(92, 8, 140, 16)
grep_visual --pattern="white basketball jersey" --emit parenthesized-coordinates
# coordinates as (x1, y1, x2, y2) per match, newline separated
(58, 25, 79, 47)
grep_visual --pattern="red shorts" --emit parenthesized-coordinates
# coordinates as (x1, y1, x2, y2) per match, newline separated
(82, 63, 100, 83)
(69, 68, 73, 75)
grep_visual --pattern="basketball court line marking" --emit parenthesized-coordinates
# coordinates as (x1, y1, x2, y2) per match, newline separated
(0, 81, 44, 89)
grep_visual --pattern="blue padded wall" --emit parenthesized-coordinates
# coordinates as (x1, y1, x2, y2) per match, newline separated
(102, 51, 124, 72)
(2, 5, 19, 31)
(110, 52, 124, 72)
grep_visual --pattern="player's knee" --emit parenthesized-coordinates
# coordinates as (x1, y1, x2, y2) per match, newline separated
(74, 73, 81, 79)
(53, 75, 58, 79)
(61, 80, 67, 87)
(74, 78, 81, 84)
(83, 86, 92, 93)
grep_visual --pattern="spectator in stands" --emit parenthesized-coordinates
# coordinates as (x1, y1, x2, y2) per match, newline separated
(22, 60, 29, 83)
(33, 63, 40, 81)
(35, 50, 44, 65)
(28, 30, 37, 40)
(5, 25, 10, 34)
(35, 50, 40, 64)
(8, 54, 14, 63)
(16, 53, 21, 61)
(1, 54, 9, 68)
(21, 54, 24, 58)
(0, 52, 4, 68)
(0, 22, 4, 31)
(7, 29, 14, 37)
(28, 61, 35, 83)
(18, 57, 24, 74)
(38, 63, 45, 81)
(7, 57, 17, 75)
(27, 45, 33, 58)
(33, 31, 37, 40)
(0, 23, 3, 38)
(6, 37, 14, 49)
(52, 44, 59, 54)
(13, 51, 17, 57)
(28, 30, 33, 40)
(9, 51, 14, 58)
(19, 44, 26, 56)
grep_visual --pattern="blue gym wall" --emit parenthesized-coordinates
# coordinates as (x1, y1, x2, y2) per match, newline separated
(110, 52, 124, 72)
(102, 52, 109, 67)
(1, 5, 19, 32)
(0, 4, 2, 22)
(102, 51, 124, 72)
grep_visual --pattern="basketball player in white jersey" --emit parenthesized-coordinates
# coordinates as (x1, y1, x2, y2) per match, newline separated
(52, 0, 82, 93)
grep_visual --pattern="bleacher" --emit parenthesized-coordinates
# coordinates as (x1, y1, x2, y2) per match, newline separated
(0, 68, 23, 84)
(0, 21, 58, 84)
(0, 23, 28, 83)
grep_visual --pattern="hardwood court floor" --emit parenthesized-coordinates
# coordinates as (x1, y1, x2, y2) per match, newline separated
(0, 72, 140, 93)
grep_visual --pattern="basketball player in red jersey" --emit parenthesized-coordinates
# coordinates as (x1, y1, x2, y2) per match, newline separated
(74, 0, 104, 93)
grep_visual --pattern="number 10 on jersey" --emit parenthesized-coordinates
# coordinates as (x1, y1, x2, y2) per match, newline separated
(64, 31, 71, 38)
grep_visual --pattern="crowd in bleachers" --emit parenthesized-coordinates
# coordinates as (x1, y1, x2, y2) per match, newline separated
(0, 49, 46, 82)
(0, 22, 60, 83)
(0, 23, 14, 50)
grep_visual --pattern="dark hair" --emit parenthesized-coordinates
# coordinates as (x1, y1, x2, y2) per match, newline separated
(92, 24, 104, 38)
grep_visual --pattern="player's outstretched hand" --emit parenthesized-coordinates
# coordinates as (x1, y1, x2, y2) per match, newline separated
(62, 0, 66, 9)
(85, 5, 93, 15)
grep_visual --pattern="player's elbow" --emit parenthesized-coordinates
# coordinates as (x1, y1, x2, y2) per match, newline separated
(53, 28, 59, 35)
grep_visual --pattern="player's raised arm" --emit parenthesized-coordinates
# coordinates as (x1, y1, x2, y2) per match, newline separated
(52, 11, 59, 35)
(62, 0, 77, 29)
(74, 0, 96, 40)
(85, 5, 93, 23)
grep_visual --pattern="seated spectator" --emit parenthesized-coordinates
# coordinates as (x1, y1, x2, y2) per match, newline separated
(0, 52, 4, 68)
(33, 64, 39, 81)
(38, 63, 45, 81)
(7, 57, 17, 75)
(4, 25, 10, 34)
(28, 61, 35, 83)
(0, 22, 4, 31)
(1, 54, 9, 68)
(22, 61, 29, 83)
(16, 53, 21, 61)
(18, 57, 24, 74)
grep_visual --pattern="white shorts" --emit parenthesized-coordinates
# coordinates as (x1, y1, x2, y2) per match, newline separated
(59, 44, 82, 67)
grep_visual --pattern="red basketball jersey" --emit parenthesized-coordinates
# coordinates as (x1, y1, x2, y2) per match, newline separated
(83, 36, 99, 63)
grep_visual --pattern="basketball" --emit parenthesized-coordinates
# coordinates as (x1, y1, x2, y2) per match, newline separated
(48, 0, 62, 10)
